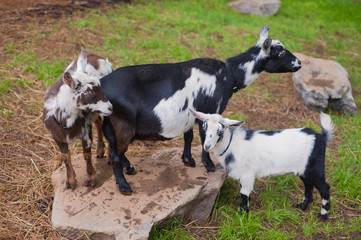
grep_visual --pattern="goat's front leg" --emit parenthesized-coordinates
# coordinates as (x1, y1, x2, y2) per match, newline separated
(181, 128, 196, 167)
(82, 137, 96, 187)
(94, 116, 105, 158)
(239, 176, 255, 214)
(56, 141, 77, 190)
(197, 120, 216, 172)
(110, 150, 132, 195)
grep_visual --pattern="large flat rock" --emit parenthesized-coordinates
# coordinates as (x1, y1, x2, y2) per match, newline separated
(51, 147, 226, 240)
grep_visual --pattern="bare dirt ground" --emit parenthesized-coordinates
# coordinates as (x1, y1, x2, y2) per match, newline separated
(0, 1, 359, 239)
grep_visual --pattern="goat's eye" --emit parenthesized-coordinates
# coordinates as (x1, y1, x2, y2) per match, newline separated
(279, 50, 286, 58)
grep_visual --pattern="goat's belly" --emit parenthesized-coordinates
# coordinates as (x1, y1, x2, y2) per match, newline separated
(159, 115, 194, 138)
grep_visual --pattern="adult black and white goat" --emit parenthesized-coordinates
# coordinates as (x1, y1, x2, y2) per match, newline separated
(43, 50, 113, 190)
(100, 25, 302, 194)
(191, 109, 334, 219)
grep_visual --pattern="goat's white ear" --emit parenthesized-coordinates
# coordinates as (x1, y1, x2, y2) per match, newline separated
(63, 72, 74, 88)
(64, 60, 75, 73)
(224, 118, 245, 128)
(262, 38, 272, 55)
(77, 49, 88, 73)
(259, 25, 269, 41)
(189, 109, 208, 121)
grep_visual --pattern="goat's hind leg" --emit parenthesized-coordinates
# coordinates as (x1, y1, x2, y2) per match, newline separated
(297, 176, 314, 211)
(94, 116, 105, 158)
(181, 128, 196, 167)
(315, 181, 330, 220)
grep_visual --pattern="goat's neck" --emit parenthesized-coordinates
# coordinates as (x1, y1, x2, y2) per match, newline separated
(214, 128, 233, 157)
(47, 86, 82, 128)
(226, 46, 267, 92)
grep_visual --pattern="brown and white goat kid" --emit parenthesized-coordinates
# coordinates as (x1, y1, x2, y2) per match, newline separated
(191, 109, 334, 219)
(43, 50, 113, 190)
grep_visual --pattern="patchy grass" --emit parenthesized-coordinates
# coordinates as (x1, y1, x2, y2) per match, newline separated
(0, 0, 360, 239)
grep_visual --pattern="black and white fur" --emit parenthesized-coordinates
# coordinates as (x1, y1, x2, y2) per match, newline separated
(191, 109, 334, 219)
(100, 25, 302, 194)
(43, 50, 113, 190)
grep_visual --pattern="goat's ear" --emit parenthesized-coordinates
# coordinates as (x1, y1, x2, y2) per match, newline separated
(189, 109, 208, 121)
(77, 49, 88, 73)
(224, 119, 245, 128)
(262, 38, 272, 55)
(64, 60, 75, 73)
(259, 25, 269, 41)
(63, 72, 74, 88)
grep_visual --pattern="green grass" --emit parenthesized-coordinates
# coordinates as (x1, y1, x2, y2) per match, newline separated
(1, 0, 360, 239)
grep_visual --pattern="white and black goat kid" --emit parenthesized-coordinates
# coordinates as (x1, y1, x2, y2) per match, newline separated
(191, 110, 333, 219)
(100, 25, 301, 194)
(43, 49, 113, 190)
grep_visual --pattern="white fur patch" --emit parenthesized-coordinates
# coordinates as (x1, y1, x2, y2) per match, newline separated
(153, 68, 217, 138)
(224, 128, 315, 178)
(320, 208, 328, 215)
(79, 101, 113, 116)
(322, 199, 329, 206)
(44, 84, 80, 127)
(85, 59, 112, 79)
(271, 39, 284, 47)
(239, 61, 260, 87)
(292, 59, 301, 68)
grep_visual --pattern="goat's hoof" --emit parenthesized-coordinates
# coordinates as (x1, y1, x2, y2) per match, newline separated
(85, 179, 96, 187)
(119, 185, 133, 195)
(239, 206, 249, 214)
(125, 166, 137, 175)
(318, 213, 328, 220)
(296, 202, 308, 211)
(66, 182, 77, 190)
(182, 157, 196, 167)
(202, 159, 216, 172)
(206, 166, 216, 172)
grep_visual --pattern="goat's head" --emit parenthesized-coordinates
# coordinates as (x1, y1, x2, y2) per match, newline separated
(258, 25, 301, 73)
(190, 109, 244, 151)
(62, 50, 113, 116)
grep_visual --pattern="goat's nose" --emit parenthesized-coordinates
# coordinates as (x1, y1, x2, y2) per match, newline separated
(204, 145, 211, 151)
(297, 59, 301, 65)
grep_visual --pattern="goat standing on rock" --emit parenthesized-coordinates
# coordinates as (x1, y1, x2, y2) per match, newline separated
(100, 25, 302, 194)
(191, 109, 334, 219)
(43, 50, 113, 190)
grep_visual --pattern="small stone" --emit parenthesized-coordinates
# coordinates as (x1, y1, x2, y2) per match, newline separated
(228, 0, 281, 17)
(293, 53, 357, 115)
(51, 147, 226, 240)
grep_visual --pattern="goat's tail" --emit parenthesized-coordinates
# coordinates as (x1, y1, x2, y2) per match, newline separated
(320, 112, 334, 146)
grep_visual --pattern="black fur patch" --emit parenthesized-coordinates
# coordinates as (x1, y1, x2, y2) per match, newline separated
(301, 128, 315, 135)
(259, 130, 283, 136)
(245, 130, 255, 140)
(225, 153, 235, 173)
(181, 98, 188, 111)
